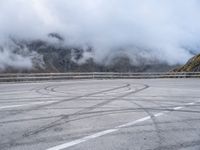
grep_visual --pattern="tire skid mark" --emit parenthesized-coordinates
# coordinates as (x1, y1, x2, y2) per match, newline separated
(2, 106, 200, 125)
(22, 84, 148, 137)
(0, 84, 130, 120)
(0, 83, 136, 149)
(124, 99, 164, 148)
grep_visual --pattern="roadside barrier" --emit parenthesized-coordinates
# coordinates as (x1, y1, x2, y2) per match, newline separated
(0, 72, 200, 82)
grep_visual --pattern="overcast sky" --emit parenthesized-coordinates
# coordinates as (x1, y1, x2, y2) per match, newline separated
(1, 0, 200, 70)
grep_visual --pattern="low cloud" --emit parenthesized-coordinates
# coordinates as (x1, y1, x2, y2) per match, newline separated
(0, 41, 44, 71)
(1, 0, 200, 70)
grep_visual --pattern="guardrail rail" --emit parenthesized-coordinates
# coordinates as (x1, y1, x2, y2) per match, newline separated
(0, 72, 200, 82)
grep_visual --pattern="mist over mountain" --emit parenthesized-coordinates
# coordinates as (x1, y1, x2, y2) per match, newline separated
(0, 36, 178, 73)
(1, 0, 200, 72)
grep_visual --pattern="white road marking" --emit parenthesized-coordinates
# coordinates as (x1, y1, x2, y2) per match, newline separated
(46, 114, 158, 150)
(117, 116, 151, 128)
(0, 91, 30, 95)
(46, 101, 197, 150)
(187, 102, 195, 105)
(0, 101, 56, 110)
(154, 112, 165, 117)
(173, 106, 183, 110)
(46, 129, 118, 150)
(0, 105, 24, 109)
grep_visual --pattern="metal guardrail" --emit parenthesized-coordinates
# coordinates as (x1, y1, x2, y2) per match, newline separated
(0, 72, 199, 82)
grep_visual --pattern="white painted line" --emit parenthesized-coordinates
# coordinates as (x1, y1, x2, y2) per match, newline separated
(0, 101, 56, 110)
(187, 102, 195, 105)
(117, 116, 151, 128)
(46, 129, 118, 150)
(154, 112, 165, 117)
(46, 102, 198, 150)
(46, 112, 163, 150)
(0, 105, 23, 109)
(0, 91, 30, 95)
(84, 129, 118, 139)
(173, 106, 183, 110)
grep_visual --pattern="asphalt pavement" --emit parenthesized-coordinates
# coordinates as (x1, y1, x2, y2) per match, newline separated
(0, 79, 200, 150)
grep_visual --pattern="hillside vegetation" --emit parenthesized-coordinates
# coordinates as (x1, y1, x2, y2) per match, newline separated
(174, 54, 200, 72)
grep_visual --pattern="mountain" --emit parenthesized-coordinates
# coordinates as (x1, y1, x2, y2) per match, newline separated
(1, 35, 179, 73)
(174, 54, 200, 72)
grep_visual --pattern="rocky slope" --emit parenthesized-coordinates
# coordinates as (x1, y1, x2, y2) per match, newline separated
(174, 54, 200, 72)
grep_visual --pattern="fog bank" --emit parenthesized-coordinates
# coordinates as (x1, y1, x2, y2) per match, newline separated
(1, 0, 200, 70)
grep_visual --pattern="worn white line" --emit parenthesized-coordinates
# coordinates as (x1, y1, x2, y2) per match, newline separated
(154, 112, 165, 117)
(46, 129, 118, 150)
(0, 105, 23, 109)
(46, 102, 197, 150)
(187, 102, 195, 105)
(173, 106, 183, 110)
(46, 113, 161, 150)
(0, 101, 56, 110)
(117, 116, 151, 128)
(0, 90, 31, 95)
